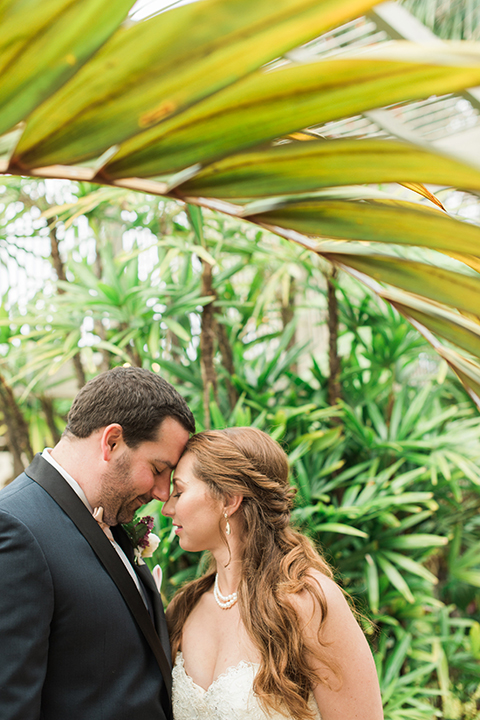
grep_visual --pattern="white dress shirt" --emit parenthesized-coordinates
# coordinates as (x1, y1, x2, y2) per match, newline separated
(41, 448, 148, 606)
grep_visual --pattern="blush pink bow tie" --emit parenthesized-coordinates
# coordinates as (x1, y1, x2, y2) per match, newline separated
(93, 507, 115, 542)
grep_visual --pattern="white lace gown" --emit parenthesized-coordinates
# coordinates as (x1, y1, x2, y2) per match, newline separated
(172, 652, 322, 720)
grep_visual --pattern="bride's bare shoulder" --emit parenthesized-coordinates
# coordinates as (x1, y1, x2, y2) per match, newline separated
(287, 569, 349, 625)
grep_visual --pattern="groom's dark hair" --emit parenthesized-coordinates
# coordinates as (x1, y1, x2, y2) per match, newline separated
(64, 366, 195, 447)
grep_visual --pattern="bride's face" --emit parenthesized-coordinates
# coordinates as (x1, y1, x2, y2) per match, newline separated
(162, 452, 224, 553)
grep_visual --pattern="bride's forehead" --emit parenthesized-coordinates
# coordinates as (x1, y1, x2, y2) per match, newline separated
(172, 456, 206, 489)
(175, 452, 197, 475)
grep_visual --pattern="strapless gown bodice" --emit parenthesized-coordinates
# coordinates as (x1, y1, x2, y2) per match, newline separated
(172, 652, 322, 720)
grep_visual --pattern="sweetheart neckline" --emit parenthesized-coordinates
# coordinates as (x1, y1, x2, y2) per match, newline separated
(175, 651, 259, 695)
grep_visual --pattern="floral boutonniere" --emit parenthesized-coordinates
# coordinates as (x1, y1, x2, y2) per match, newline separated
(122, 515, 160, 565)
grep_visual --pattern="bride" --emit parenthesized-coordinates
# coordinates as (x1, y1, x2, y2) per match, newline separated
(163, 427, 384, 720)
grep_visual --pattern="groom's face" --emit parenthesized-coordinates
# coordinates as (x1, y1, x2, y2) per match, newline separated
(98, 416, 189, 526)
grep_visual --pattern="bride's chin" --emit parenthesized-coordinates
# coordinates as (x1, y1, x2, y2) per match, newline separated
(178, 537, 204, 553)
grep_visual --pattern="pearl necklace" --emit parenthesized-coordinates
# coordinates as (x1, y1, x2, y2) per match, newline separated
(213, 573, 238, 610)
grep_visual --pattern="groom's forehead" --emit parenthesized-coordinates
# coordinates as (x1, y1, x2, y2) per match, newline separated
(133, 418, 189, 463)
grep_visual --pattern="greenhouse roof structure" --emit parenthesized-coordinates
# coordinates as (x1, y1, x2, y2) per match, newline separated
(284, 2, 480, 170)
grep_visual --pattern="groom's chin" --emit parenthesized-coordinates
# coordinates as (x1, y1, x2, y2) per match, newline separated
(114, 503, 139, 526)
(114, 510, 133, 526)
(114, 496, 150, 526)
(101, 503, 129, 527)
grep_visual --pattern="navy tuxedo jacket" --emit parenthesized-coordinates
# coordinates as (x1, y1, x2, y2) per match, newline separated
(0, 454, 172, 720)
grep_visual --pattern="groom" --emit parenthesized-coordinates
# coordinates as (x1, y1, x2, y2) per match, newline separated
(0, 366, 195, 720)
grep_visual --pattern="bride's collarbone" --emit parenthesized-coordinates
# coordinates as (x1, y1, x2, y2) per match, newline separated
(183, 586, 243, 643)
(181, 596, 259, 690)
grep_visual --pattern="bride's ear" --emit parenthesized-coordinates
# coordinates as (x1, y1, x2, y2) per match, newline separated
(224, 494, 243, 516)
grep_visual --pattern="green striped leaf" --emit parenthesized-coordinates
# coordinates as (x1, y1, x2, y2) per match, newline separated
(382, 534, 448, 550)
(365, 554, 380, 614)
(313, 522, 368, 537)
(247, 195, 480, 256)
(162, 317, 191, 343)
(321, 251, 480, 319)
(0, 0, 133, 136)
(180, 139, 480, 198)
(376, 554, 415, 603)
(15, 0, 380, 167)
(381, 550, 438, 584)
(106, 48, 480, 177)
(389, 296, 480, 359)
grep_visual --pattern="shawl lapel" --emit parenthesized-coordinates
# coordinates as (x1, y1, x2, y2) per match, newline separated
(112, 525, 172, 663)
(25, 454, 172, 700)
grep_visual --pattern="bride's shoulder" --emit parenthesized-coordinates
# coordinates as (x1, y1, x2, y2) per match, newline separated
(288, 569, 353, 630)
(287, 570, 347, 619)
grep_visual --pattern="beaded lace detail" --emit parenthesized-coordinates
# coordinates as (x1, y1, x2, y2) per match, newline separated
(172, 652, 322, 720)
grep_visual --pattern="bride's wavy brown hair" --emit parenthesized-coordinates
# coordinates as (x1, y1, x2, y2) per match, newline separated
(167, 427, 341, 720)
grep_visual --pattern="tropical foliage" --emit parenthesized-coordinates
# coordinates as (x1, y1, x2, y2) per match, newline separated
(2, 0, 480, 403)
(1, 181, 479, 718)
(1, 1, 480, 717)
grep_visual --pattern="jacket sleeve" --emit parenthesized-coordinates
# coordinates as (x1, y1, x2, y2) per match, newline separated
(0, 510, 54, 720)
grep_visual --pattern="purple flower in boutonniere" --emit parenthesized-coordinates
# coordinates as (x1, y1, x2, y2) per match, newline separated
(122, 515, 160, 565)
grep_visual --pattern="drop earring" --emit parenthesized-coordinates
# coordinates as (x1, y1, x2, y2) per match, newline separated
(224, 511, 231, 536)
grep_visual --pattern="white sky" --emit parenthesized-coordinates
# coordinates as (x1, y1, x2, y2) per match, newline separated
(129, 0, 200, 21)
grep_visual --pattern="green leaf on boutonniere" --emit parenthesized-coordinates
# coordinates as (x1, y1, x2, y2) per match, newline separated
(122, 515, 155, 549)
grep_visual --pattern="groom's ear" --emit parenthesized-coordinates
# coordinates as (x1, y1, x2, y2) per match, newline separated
(101, 423, 125, 461)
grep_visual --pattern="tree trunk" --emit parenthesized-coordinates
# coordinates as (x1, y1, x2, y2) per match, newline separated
(199, 261, 218, 428)
(39, 395, 62, 445)
(127, 344, 143, 368)
(49, 224, 67, 284)
(92, 241, 112, 373)
(0, 372, 34, 476)
(327, 267, 341, 406)
(281, 277, 297, 373)
(216, 319, 238, 411)
(116, 323, 143, 367)
(50, 224, 87, 388)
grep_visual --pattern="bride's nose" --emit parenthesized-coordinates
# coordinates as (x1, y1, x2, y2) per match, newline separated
(161, 494, 173, 516)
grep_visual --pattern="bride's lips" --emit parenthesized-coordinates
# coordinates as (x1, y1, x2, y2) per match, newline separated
(173, 524, 182, 534)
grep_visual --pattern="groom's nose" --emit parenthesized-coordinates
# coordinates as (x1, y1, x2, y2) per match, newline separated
(151, 469, 171, 503)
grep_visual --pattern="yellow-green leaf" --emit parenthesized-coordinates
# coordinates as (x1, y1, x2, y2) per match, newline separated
(247, 195, 480, 255)
(388, 295, 480, 360)
(376, 553, 415, 603)
(162, 317, 191, 343)
(322, 250, 480, 319)
(0, 0, 133, 136)
(14, 0, 380, 168)
(107, 48, 480, 178)
(313, 522, 368, 538)
(180, 139, 480, 198)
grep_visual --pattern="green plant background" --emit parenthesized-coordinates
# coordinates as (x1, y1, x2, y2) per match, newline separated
(0, 178, 479, 719)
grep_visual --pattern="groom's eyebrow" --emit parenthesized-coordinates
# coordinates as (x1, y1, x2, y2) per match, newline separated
(156, 459, 175, 469)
